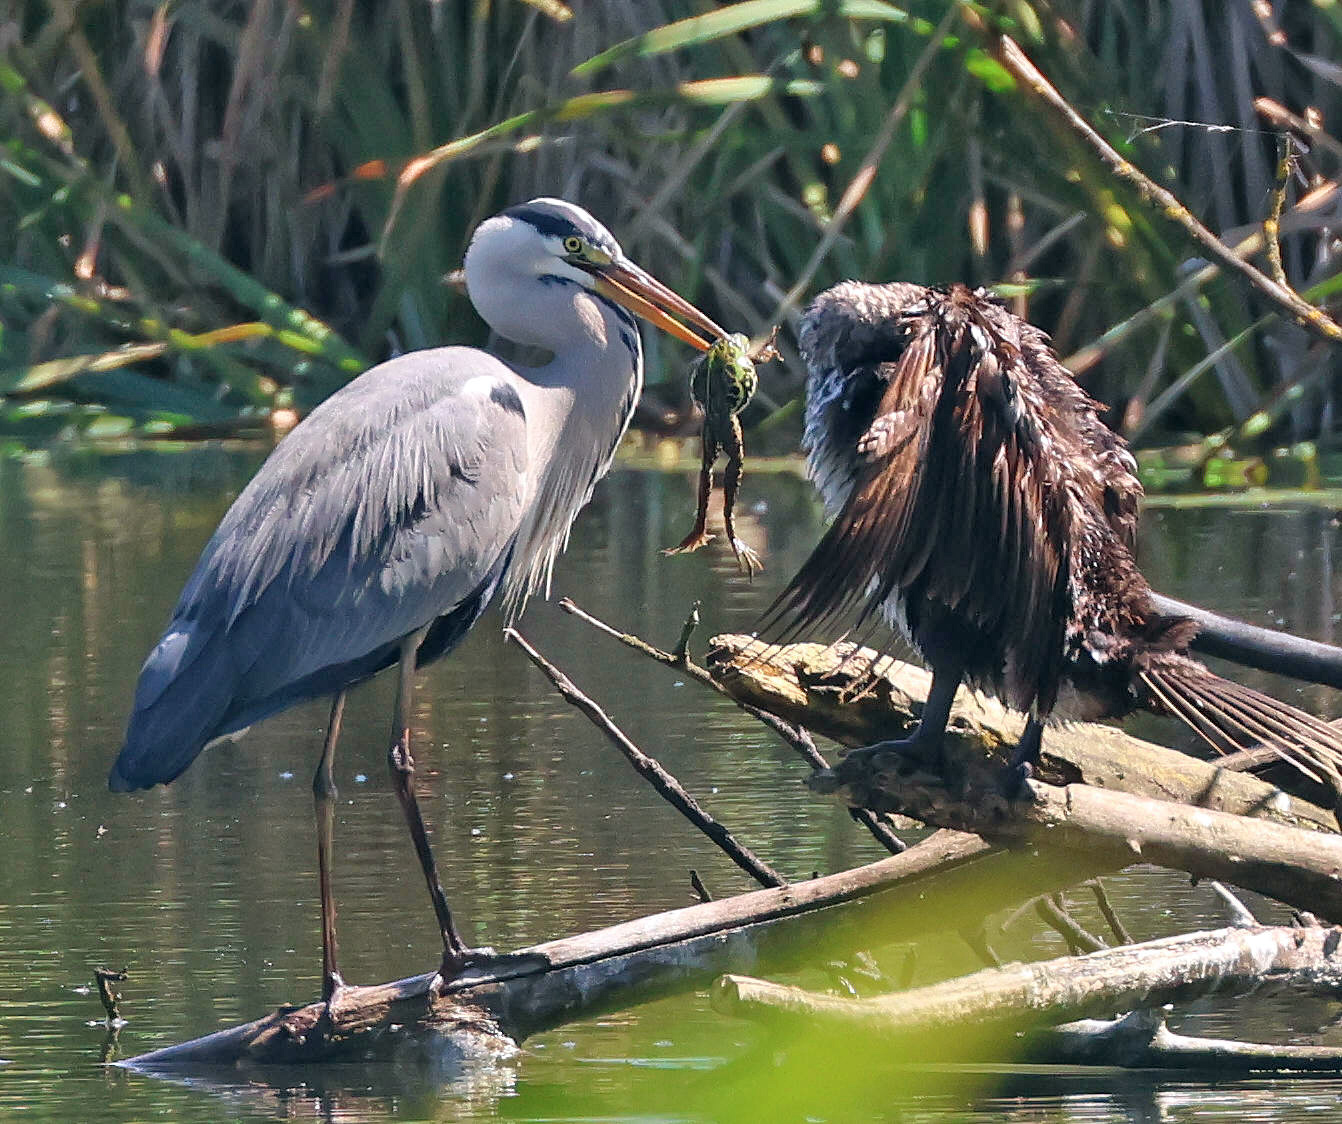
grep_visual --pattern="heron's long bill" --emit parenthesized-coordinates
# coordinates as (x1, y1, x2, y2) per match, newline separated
(593, 262, 727, 351)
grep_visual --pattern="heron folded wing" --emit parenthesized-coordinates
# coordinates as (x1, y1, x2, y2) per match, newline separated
(114, 351, 532, 788)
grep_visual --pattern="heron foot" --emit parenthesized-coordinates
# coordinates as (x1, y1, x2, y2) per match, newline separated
(321, 969, 348, 1005)
(430, 948, 553, 995)
(319, 973, 352, 1029)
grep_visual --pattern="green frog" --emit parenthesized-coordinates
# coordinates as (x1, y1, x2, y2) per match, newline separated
(664, 330, 777, 577)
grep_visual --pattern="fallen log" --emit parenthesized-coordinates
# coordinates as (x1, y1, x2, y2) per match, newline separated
(705, 634, 1339, 830)
(810, 744, 1342, 924)
(118, 828, 1118, 1069)
(712, 924, 1342, 1053)
(1034, 1009, 1342, 1072)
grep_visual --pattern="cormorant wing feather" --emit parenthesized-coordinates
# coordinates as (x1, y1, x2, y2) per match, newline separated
(1139, 656, 1342, 784)
(767, 285, 1071, 710)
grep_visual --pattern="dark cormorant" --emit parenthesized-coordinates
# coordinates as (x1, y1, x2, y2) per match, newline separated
(767, 281, 1342, 788)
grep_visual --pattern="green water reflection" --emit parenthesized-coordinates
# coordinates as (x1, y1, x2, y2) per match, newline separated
(3, 451, 1342, 1121)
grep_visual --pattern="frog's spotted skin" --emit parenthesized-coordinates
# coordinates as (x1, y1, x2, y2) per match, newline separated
(664, 333, 763, 576)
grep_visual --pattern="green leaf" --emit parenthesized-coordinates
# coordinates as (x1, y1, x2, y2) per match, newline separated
(573, 0, 917, 77)
(963, 49, 1015, 93)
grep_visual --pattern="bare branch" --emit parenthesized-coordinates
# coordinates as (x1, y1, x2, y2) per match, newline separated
(558, 599, 907, 854)
(713, 925, 1342, 1045)
(1208, 881, 1260, 928)
(1083, 879, 1133, 946)
(998, 35, 1342, 348)
(1036, 894, 1106, 954)
(505, 627, 786, 889)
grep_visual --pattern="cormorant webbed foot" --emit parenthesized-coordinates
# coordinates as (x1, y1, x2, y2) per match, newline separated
(845, 729, 948, 777)
(999, 718, 1044, 800)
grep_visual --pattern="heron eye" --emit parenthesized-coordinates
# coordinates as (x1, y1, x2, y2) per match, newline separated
(563, 235, 585, 255)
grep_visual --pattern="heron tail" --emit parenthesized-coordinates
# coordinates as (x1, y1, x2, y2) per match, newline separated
(109, 620, 238, 791)
(1137, 654, 1342, 786)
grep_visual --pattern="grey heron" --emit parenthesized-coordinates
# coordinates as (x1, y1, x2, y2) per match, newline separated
(109, 198, 727, 1002)
(765, 281, 1342, 789)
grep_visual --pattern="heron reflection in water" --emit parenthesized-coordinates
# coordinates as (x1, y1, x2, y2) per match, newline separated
(109, 199, 727, 1006)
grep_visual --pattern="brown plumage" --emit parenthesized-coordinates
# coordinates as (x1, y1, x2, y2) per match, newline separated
(766, 281, 1342, 785)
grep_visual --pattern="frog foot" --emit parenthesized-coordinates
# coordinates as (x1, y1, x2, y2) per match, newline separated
(664, 528, 716, 556)
(730, 539, 763, 578)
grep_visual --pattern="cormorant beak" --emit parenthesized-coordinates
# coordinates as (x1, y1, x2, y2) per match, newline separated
(590, 260, 727, 352)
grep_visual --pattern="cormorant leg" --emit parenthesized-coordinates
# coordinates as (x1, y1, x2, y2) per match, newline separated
(1002, 715, 1045, 797)
(385, 628, 475, 987)
(313, 690, 348, 1007)
(1010, 716, 1045, 772)
(849, 661, 964, 773)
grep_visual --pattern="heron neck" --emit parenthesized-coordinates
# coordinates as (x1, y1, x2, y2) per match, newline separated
(501, 297, 644, 616)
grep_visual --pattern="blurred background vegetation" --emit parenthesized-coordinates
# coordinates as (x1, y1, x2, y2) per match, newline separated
(2, 0, 1341, 480)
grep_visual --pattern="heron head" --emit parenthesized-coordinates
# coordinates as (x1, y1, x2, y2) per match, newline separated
(465, 198, 726, 351)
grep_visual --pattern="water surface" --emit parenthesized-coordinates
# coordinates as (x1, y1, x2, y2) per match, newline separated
(2, 451, 1341, 1121)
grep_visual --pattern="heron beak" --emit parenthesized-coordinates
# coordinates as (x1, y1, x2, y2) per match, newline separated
(592, 261, 727, 352)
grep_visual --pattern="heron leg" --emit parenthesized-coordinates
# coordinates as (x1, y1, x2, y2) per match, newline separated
(313, 690, 347, 1006)
(386, 629, 474, 983)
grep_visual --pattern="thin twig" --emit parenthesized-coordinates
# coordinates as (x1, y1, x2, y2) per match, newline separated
(505, 627, 786, 888)
(689, 869, 713, 904)
(998, 35, 1342, 348)
(557, 598, 906, 855)
(1083, 878, 1133, 946)
(1266, 134, 1292, 290)
(673, 601, 700, 666)
(1255, 98, 1342, 164)
(960, 924, 1003, 968)
(1208, 881, 1259, 928)
(1037, 894, 1106, 954)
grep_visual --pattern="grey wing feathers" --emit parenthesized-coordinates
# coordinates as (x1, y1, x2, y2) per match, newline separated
(111, 350, 530, 790)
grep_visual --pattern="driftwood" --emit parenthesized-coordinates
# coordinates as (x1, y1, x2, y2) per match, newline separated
(812, 759, 1342, 924)
(120, 612, 1342, 1076)
(1034, 1009, 1342, 1072)
(693, 632, 1342, 1070)
(120, 828, 1121, 1069)
(705, 634, 1340, 831)
(703, 636, 1342, 920)
(713, 924, 1342, 1066)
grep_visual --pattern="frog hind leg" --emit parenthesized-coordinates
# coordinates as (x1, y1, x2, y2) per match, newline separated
(721, 417, 762, 578)
(664, 437, 718, 555)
